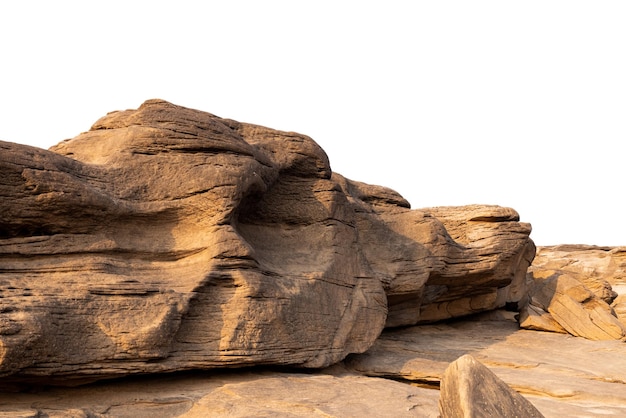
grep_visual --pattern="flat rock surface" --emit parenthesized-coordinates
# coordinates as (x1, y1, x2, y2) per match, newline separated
(346, 314, 626, 417)
(0, 369, 440, 418)
(4, 316, 625, 417)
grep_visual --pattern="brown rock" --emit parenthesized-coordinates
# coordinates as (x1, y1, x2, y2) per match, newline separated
(517, 302, 568, 335)
(0, 370, 440, 418)
(532, 245, 626, 303)
(522, 245, 626, 339)
(0, 99, 534, 383)
(439, 354, 544, 418)
(373, 204, 535, 326)
(346, 315, 626, 416)
(614, 294, 626, 323)
(521, 270, 626, 340)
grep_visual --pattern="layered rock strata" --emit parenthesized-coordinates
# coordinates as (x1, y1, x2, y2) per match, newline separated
(0, 99, 534, 383)
(521, 245, 626, 340)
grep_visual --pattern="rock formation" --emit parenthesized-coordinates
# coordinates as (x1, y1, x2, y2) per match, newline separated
(439, 354, 544, 418)
(0, 99, 534, 384)
(1, 100, 626, 416)
(520, 245, 626, 340)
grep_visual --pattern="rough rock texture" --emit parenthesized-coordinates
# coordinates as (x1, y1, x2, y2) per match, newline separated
(3, 314, 625, 417)
(520, 270, 626, 340)
(439, 354, 544, 418)
(521, 245, 626, 339)
(531, 245, 626, 286)
(346, 313, 626, 417)
(0, 369, 440, 418)
(0, 99, 534, 383)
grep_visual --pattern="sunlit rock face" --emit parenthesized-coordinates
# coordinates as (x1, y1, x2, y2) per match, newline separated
(521, 245, 626, 340)
(0, 99, 534, 383)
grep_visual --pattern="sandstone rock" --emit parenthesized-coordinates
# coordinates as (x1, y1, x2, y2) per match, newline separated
(0, 99, 534, 383)
(520, 270, 626, 340)
(614, 294, 626, 323)
(522, 245, 626, 339)
(378, 204, 535, 326)
(532, 245, 626, 303)
(533, 245, 626, 284)
(517, 302, 568, 335)
(439, 354, 544, 418)
(0, 370, 440, 418)
(346, 315, 626, 417)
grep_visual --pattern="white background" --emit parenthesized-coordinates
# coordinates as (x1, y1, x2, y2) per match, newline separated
(1, 1, 624, 246)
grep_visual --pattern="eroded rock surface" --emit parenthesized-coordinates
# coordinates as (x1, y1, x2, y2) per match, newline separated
(0, 369, 440, 418)
(521, 245, 626, 339)
(439, 354, 544, 418)
(0, 99, 534, 383)
(346, 313, 626, 417)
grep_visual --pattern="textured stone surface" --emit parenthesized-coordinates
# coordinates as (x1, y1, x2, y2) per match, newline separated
(531, 245, 626, 287)
(439, 354, 544, 418)
(0, 369, 440, 418)
(521, 245, 626, 339)
(0, 99, 534, 382)
(4, 315, 625, 417)
(380, 205, 535, 326)
(520, 270, 626, 340)
(532, 245, 626, 301)
(346, 314, 626, 417)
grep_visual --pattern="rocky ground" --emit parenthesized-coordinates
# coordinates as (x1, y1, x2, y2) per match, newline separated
(2, 308, 625, 417)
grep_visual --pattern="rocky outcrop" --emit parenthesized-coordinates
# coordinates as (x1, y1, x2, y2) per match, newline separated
(439, 354, 544, 418)
(0, 99, 534, 383)
(521, 245, 626, 340)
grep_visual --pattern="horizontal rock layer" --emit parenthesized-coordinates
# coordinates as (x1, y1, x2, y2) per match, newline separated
(0, 99, 534, 382)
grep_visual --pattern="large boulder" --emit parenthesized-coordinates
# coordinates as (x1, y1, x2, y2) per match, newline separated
(0, 99, 534, 383)
(439, 354, 544, 418)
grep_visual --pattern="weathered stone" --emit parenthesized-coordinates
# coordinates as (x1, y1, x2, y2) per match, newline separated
(532, 245, 626, 304)
(0, 370, 441, 418)
(439, 354, 544, 418)
(614, 294, 626, 323)
(352, 201, 535, 327)
(346, 315, 626, 416)
(517, 302, 568, 335)
(521, 270, 626, 340)
(380, 205, 535, 326)
(522, 245, 626, 340)
(533, 246, 626, 283)
(0, 99, 534, 383)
